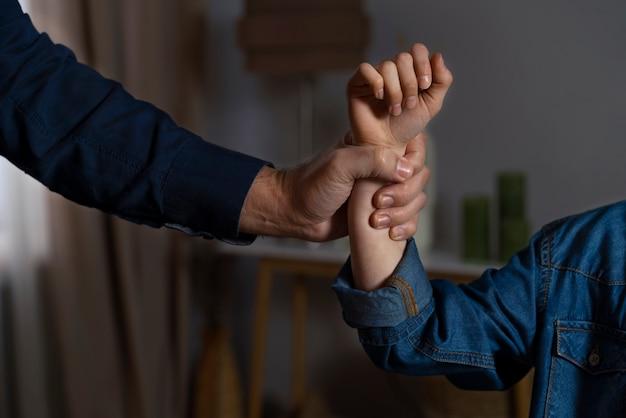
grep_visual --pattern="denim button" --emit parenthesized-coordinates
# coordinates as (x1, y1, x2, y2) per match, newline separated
(588, 352, 601, 367)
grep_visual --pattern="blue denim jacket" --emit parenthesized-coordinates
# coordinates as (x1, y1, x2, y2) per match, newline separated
(334, 201, 626, 418)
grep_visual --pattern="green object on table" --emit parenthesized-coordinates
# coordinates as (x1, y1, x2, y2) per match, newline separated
(462, 195, 491, 262)
(497, 172, 530, 261)
(497, 172, 526, 220)
(499, 218, 530, 262)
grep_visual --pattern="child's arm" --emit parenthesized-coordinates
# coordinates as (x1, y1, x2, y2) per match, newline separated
(348, 140, 429, 290)
(346, 45, 453, 290)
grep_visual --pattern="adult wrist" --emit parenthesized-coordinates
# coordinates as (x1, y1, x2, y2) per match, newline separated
(239, 166, 296, 238)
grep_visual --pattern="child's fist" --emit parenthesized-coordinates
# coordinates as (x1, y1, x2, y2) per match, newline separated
(347, 44, 453, 148)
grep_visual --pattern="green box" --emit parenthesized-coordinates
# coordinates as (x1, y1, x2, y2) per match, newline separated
(462, 195, 491, 262)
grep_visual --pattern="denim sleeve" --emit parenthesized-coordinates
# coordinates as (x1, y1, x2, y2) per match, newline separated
(0, 9, 268, 244)
(333, 232, 544, 390)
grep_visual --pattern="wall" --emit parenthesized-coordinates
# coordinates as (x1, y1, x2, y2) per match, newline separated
(205, 0, 626, 254)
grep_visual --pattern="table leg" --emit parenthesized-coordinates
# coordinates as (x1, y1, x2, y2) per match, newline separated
(291, 277, 308, 411)
(248, 261, 274, 418)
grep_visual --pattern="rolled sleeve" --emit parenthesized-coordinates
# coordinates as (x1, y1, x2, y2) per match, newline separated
(332, 239, 433, 329)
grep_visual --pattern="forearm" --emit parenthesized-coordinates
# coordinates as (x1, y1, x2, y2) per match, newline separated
(239, 166, 294, 238)
(348, 145, 407, 291)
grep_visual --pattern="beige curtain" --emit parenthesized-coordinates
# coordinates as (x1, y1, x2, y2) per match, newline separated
(25, 1, 207, 417)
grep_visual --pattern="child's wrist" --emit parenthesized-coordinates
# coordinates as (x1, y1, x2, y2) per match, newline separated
(347, 131, 408, 156)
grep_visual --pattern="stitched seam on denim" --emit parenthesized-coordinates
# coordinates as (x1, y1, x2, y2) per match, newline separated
(422, 338, 495, 361)
(385, 275, 418, 317)
(557, 324, 626, 342)
(543, 355, 557, 418)
(540, 229, 554, 311)
(555, 351, 626, 375)
(547, 264, 625, 285)
(412, 339, 496, 369)
(358, 299, 434, 347)
(385, 276, 412, 317)
(556, 322, 626, 375)
(416, 338, 496, 367)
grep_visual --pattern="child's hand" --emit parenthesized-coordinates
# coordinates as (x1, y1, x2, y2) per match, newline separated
(347, 44, 453, 148)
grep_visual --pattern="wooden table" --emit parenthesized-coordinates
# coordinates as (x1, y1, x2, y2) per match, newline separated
(218, 239, 532, 418)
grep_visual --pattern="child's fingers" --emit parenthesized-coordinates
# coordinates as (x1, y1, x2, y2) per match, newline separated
(423, 53, 454, 115)
(395, 52, 419, 110)
(348, 62, 384, 99)
(380, 60, 403, 116)
(411, 43, 433, 90)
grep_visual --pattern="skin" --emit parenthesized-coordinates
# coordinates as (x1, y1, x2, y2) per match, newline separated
(347, 44, 454, 291)
(238, 140, 422, 242)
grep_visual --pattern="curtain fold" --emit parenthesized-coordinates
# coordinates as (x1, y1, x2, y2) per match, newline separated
(25, 0, 207, 416)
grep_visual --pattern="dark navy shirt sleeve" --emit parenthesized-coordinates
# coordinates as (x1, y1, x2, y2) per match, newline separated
(333, 233, 544, 391)
(0, 2, 268, 244)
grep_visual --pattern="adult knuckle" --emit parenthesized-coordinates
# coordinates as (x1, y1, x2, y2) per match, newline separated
(372, 147, 389, 173)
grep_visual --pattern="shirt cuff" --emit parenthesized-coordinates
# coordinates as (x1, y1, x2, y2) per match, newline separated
(0, 0, 24, 27)
(332, 238, 433, 329)
(162, 137, 270, 244)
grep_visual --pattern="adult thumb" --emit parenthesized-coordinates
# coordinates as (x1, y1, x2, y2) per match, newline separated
(335, 145, 414, 184)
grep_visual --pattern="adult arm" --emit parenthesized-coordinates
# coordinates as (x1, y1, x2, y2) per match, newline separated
(0, 3, 267, 243)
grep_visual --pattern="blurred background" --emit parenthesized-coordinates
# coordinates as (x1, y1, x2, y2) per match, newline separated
(1, 0, 626, 417)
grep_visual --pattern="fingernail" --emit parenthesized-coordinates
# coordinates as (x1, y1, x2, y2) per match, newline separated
(420, 75, 432, 89)
(376, 89, 384, 100)
(406, 96, 417, 109)
(391, 104, 402, 116)
(379, 195, 394, 208)
(375, 215, 392, 228)
(391, 226, 406, 240)
(397, 158, 413, 179)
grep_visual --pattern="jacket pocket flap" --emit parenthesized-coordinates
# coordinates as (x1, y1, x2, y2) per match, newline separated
(556, 320, 626, 375)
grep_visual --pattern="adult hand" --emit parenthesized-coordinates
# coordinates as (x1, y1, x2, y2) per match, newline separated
(239, 133, 429, 242)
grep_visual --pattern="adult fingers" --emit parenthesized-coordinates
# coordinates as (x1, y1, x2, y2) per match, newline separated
(372, 166, 430, 210)
(390, 216, 419, 241)
(372, 133, 427, 209)
(369, 191, 427, 232)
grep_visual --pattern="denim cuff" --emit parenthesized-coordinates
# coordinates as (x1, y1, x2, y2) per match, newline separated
(332, 239, 433, 329)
